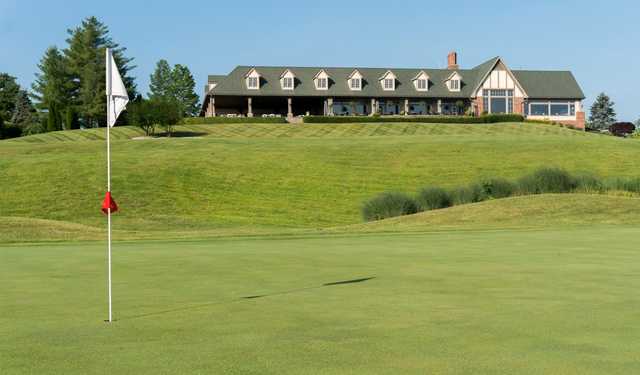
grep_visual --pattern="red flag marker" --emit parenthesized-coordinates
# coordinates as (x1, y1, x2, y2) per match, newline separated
(101, 191, 119, 214)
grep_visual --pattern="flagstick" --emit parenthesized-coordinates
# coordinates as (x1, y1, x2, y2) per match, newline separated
(106, 48, 113, 323)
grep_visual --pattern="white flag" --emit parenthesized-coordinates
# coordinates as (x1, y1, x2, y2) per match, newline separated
(106, 49, 129, 127)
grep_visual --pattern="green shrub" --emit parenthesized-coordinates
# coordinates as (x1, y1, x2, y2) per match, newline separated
(573, 173, 604, 193)
(480, 177, 516, 198)
(416, 187, 453, 211)
(183, 117, 287, 125)
(303, 114, 523, 124)
(605, 177, 640, 193)
(450, 183, 486, 205)
(361, 192, 419, 222)
(518, 167, 577, 194)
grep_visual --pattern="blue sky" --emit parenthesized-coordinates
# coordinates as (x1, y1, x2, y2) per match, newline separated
(1, 0, 638, 120)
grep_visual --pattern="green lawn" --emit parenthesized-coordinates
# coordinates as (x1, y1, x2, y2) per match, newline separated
(2, 228, 639, 374)
(2, 122, 639, 242)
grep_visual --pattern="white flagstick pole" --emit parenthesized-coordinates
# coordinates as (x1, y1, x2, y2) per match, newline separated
(106, 48, 113, 323)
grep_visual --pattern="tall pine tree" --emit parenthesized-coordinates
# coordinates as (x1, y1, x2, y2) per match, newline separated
(64, 16, 136, 127)
(0, 73, 21, 120)
(149, 59, 173, 100)
(31, 46, 75, 117)
(589, 93, 616, 130)
(170, 64, 199, 117)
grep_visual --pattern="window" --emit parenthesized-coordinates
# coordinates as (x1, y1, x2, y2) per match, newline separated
(384, 78, 394, 90)
(350, 78, 360, 90)
(317, 78, 327, 89)
(247, 76, 259, 89)
(483, 89, 514, 114)
(282, 77, 293, 89)
(530, 103, 549, 116)
(417, 79, 427, 90)
(550, 103, 569, 116)
(450, 80, 459, 90)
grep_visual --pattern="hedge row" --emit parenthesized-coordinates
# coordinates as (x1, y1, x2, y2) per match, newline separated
(304, 114, 524, 124)
(183, 117, 288, 125)
(362, 167, 640, 222)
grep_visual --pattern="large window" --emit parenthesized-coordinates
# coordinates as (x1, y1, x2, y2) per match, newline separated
(483, 89, 513, 114)
(527, 101, 574, 117)
(384, 78, 394, 90)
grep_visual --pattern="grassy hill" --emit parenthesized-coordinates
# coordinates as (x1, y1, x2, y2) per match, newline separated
(2, 122, 639, 241)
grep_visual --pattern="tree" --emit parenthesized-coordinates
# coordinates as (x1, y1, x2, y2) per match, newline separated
(64, 16, 136, 127)
(589, 93, 616, 130)
(0, 73, 21, 120)
(170, 64, 199, 117)
(31, 46, 75, 118)
(151, 98, 183, 136)
(65, 107, 80, 130)
(47, 104, 62, 132)
(127, 98, 156, 136)
(149, 60, 173, 100)
(10, 90, 35, 129)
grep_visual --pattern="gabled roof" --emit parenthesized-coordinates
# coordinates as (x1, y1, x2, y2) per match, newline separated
(469, 56, 528, 98)
(244, 67, 260, 78)
(378, 70, 396, 80)
(347, 69, 363, 79)
(512, 70, 585, 99)
(444, 71, 462, 82)
(205, 58, 585, 100)
(313, 69, 330, 79)
(280, 69, 295, 78)
(412, 70, 429, 80)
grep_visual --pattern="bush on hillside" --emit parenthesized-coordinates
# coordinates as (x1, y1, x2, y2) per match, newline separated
(416, 187, 453, 211)
(480, 177, 517, 198)
(361, 192, 419, 222)
(183, 117, 287, 125)
(450, 183, 486, 205)
(303, 113, 524, 124)
(573, 173, 604, 193)
(518, 167, 577, 194)
(608, 122, 635, 137)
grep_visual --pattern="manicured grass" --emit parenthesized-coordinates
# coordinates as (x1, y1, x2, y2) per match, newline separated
(1, 122, 638, 242)
(2, 228, 639, 374)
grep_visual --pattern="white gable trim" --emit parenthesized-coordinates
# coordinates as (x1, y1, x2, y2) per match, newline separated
(472, 58, 528, 98)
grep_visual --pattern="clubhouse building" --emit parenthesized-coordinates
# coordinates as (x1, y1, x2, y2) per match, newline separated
(201, 52, 586, 128)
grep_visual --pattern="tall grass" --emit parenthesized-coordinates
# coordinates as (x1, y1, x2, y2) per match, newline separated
(362, 167, 640, 222)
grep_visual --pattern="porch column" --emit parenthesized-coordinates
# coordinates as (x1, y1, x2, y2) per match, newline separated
(247, 97, 253, 117)
(404, 99, 409, 115)
(437, 99, 442, 114)
(327, 98, 334, 116)
(210, 96, 216, 117)
(370, 98, 376, 116)
(287, 97, 293, 119)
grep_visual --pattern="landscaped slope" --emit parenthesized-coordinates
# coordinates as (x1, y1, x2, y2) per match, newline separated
(1, 122, 638, 241)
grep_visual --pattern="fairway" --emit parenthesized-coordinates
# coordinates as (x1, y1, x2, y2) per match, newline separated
(2, 227, 639, 374)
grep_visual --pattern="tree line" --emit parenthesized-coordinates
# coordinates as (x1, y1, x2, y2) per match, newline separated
(0, 16, 199, 139)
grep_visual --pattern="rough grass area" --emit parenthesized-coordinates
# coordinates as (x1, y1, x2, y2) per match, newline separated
(0, 122, 637, 242)
(2, 227, 639, 374)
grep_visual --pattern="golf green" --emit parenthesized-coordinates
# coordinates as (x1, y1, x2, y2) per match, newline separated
(2, 227, 639, 374)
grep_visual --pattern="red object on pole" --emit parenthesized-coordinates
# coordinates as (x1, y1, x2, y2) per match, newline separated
(101, 191, 119, 214)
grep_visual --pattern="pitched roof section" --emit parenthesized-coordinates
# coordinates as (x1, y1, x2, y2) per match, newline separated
(512, 70, 585, 99)
(206, 58, 584, 100)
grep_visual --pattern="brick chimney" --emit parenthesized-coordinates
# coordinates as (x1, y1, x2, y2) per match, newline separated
(447, 51, 459, 70)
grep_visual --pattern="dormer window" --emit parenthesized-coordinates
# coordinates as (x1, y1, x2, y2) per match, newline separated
(313, 69, 330, 90)
(379, 70, 396, 91)
(280, 69, 295, 90)
(347, 69, 363, 91)
(245, 68, 261, 90)
(445, 71, 462, 92)
(412, 71, 430, 92)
